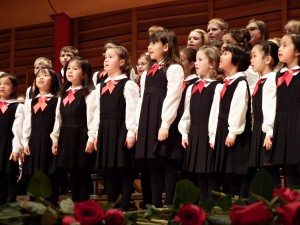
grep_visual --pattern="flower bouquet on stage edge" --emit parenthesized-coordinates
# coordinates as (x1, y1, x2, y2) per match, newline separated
(0, 170, 300, 225)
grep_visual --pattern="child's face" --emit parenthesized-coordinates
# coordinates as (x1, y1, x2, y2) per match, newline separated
(34, 62, 49, 75)
(35, 69, 52, 93)
(104, 48, 124, 76)
(279, 35, 299, 67)
(180, 51, 194, 77)
(194, 50, 212, 77)
(66, 60, 83, 86)
(0, 77, 13, 100)
(219, 50, 233, 72)
(136, 56, 149, 76)
(59, 51, 74, 67)
(207, 23, 223, 42)
(187, 31, 203, 50)
(250, 45, 265, 74)
(148, 41, 168, 62)
(221, 34, 237, 53)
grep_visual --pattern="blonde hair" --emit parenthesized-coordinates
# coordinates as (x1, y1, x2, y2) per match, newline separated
(191, 29, 209, 45)
(208, 18, 228, 31)
(60, 46, 79, 56)
(285, 20, 300, 34)
(34, 57, 52, 68)
(198, 45, 224, 81)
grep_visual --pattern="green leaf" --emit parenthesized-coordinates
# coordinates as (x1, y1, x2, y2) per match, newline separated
(172, 179, 200, 208)
(59, 198, 74, 214)
(207, 214, 231, 225)
(216, 195, 232, 211)
(249, 169, 274, 203)
(19, 201, 47, 215)
(41, 207, 57, 225)
(125, 211, 138, 224)
(0, 206, 23, 225)
(200, 199, 217, 212)
(27, 172, 52, 199)
(143, 205, 159, 220)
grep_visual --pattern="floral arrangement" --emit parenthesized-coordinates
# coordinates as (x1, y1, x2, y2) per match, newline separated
(0, 170, 300, 225)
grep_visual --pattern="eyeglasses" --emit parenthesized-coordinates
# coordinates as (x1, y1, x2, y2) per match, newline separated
(247, 27, 259, 32)
(136, 63, 148, 67)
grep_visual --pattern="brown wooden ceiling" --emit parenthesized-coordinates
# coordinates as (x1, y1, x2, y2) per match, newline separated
(0, 0, 177, 29)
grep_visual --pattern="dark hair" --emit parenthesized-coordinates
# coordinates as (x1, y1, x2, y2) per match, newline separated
(224, 44, 250, 71)
(60, 46, 79, 56)
(254, 41, 279, 67)
(225, 29, 252, 50)
(33, 69, 60, 98)
(61, 57, 95, 97)
(149, 30, 181, 72)
(105, 40, 121, 46)
(106, 46, 132, 78)
(0, 73, 18, 99)
(180, 48, 197, 74)
(248, 19, 269, 41)
(285, 33, 300, 64)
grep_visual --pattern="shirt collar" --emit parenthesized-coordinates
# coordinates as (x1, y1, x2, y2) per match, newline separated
(35, 93, 54, 99)
(261, 71, 276, 79)
(104, 74, 127, 83)
(60, 68, 65, 76)
(184, 74, 198, 82)
(225, 72, 245, 81)
(66, 85, 82, 92)
(280, 65, 300, 74)
(0, 98, 18, 104)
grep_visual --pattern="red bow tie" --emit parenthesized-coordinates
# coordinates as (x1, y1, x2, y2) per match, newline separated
(99, 70, 107, 78)
(63, 90, 77, 106)
(192, 80, 206, 94)
(252, 78, 266, 96)
(182, 81, 188, 92)
(101, 80, 118, 95)
(147, 64, 159, 76)
(33, 97, 48, 113)
(277, 69, 300, 87)
(0, 101, 8, 113)
(220, 79, 233, 99)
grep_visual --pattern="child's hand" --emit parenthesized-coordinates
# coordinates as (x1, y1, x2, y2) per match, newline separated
(125, 136, 136, 149)
(225, 136, 235, 147)
(85, 142, 94, 154)
(181, 139, 189, 149)
(52, 144, 58, 155)
(210, 143, 215, 149)
(94, 138, 98, 151)
(24, 146, 30, 155)
(158, 127, 169, 141)
(263, 135, 272, 151)
(10, 152, 19, 162)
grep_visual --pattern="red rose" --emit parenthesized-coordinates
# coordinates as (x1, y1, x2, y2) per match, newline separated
(62, 216, 77, 225)
(273, 188, 300, 202)
(230, 202, 272, 225)
(104, 209, 126, 225)
(74, 200, 105, 225)
(174, 203, 206, 225)
(276, 201, 300, 225)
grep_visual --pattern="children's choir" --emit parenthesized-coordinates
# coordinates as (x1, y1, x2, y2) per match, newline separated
(1, 20, 300, 209)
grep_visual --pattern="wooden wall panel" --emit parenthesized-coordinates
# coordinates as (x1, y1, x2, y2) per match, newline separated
(0, 0, 300, 94)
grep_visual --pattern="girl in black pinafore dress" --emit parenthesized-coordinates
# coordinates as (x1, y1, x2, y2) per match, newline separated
(248, 41, 281, 187)
(269, 33, 300, 188)
(22, 69, 60, 205)
(51, 57, 97, 202)
(94, 46, 139, 211)
(136, 31, 184, 207)
(0, 73, 24, 204)
(179, 45, 224, 200)
(211, 44, 251, 198)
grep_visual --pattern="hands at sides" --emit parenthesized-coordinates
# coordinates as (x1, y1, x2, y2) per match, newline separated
(52, 144, 58, 155)
(24, 146, 30, 155)
(94, 138, 98, 151)
(85, 142, 94, 154)
(210, 143, 215, 149)
(125, 136, 136, 149)
(225, 136, 235, 147)
(263, 135, 272, 151)
(182, 139, 189, 149)
(10, 152, 19, 162)
(158, 127, 169, 141)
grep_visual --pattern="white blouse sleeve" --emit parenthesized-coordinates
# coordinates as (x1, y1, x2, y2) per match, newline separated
(92, 71, 99, 87)
(92, 84, 101, 138)
(135, 70, 146, 131)
(161, 64, 184, 129)
(50, 98, 62, 144)
(178, 85, 193, 140)
(262, 73, 277, 137)
(86, 90, 97, 143)
(208, 83, 223, 144)
(12, 104, 25, 152)
(21, 100, 32, 148)
(228, 80, 249, 140)
(25, 87, 31, 101)
(124, 80, 140, 137)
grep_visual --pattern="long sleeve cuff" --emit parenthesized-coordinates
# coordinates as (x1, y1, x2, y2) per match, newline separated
(182, 133, 188, 140)
(161, 121, 170, 129)
(266, 129, 273, 137)
(209, 135, 215, 144)
(228, 132, 236, 140)
(88, 136, 94, 143)
(127, 130, 136, 138)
